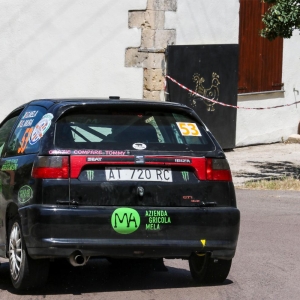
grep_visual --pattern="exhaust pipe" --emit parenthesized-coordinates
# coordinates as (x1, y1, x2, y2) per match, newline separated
(69, 250, 89, 267)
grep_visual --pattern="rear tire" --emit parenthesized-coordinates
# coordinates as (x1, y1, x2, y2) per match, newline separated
(188, 253, 209, 283)
(8, 216, 49, 290)
(203, 258, 232, 284)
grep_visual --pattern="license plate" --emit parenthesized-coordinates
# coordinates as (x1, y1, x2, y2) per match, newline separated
(105, 167, 173, 182)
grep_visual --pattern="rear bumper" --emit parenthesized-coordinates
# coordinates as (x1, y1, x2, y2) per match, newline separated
(19, 205, 240, 260)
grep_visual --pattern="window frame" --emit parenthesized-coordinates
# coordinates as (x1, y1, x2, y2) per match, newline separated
(0, 110, 24, 158)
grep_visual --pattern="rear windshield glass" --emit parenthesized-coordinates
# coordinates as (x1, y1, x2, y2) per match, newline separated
(55, 110, 215, 151)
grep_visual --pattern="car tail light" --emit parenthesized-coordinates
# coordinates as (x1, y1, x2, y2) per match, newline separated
(32, 156, 69, 179)
(206, 158, 232, 181)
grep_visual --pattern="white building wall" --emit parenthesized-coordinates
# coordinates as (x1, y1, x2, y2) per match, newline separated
(236, 31, 300, 146)
(0, 0, 147, 120)
(166, 0, 300, 146)
(165, 0, 239, 44)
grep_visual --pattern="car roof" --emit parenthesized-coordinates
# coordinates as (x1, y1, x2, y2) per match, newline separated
(2, 98, 197, 128)
(27, 98, 188, 108)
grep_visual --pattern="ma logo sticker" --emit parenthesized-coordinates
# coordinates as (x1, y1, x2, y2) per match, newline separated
(111, 208, 140, 234)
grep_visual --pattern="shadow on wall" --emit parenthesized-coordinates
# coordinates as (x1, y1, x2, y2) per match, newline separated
(234, 161, 300, 180)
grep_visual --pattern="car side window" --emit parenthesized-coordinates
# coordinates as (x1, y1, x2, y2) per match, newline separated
(0, 116, 20, 157)
(6, 106, 47, 156)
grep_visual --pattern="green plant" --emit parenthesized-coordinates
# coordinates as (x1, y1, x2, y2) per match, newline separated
(261, 0, 300, 40)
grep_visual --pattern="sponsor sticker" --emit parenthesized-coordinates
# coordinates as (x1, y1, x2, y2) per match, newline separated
(22, 111, 38, 119)
(145, 210, 171, 231)
(18, 128, 33, 154)
(1, 159, 18, 171)
(18, 185, 33, 204)
(132, 143, 147, 150)
(49, 150, 71, 155)
(29, 113, 54, 145)
(49, 150, 131, 155)
(18, 119, 34, 128)
(72, 150, 130, 155)
(181, 171, 189, 181)
(86, 170, 95, 181)
(111, 208, 140, 234)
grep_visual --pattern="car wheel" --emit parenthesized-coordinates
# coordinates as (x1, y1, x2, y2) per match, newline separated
(188, 253, 209, 283)
(8, 216, 49, 290)
(203, 258, 232, 284)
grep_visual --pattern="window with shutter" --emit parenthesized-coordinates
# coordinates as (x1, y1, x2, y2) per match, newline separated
(238, 0, 283, 94)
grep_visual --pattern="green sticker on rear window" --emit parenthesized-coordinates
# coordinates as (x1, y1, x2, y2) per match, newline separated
(111, 208, 140, 234)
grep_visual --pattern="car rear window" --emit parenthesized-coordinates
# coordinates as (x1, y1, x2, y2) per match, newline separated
(55, 110, 215, 151)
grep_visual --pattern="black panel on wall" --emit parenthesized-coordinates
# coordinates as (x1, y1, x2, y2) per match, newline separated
(166, 45, 238, 149)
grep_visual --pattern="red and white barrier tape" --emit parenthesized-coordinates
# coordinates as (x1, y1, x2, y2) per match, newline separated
(166, 75, 300, 110)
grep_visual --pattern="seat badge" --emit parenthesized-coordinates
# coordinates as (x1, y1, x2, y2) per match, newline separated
(135, 155, 145, 164)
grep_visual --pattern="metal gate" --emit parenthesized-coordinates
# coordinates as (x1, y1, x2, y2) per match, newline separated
(166, 44, 238, 149)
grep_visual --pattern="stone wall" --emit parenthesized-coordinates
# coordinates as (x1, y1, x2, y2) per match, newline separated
(125, 0, 177, 100)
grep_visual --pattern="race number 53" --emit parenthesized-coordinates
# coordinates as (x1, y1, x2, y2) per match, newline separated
(176, 122, 201, 136)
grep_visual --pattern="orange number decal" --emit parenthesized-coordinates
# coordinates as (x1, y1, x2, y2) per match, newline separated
(17, 127, 33, 154)
(178, 123, 189, 135)
(188, 123, 200, 136)
(176, 122, 201, 136)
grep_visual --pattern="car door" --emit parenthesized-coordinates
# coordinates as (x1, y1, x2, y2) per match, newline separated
(0, 105, 48, 257)
(0, 113, 22, 257)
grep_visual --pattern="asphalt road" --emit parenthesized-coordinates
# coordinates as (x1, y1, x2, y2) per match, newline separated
(0, 189, 300, 299)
